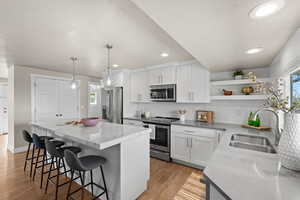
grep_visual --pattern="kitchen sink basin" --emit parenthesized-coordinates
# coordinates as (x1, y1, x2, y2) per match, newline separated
(229, 134, 276, 154)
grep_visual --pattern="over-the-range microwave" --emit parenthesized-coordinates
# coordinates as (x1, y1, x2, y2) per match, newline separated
(150, 84, 176, 102)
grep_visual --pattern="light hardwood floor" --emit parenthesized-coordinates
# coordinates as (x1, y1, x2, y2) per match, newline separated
(0, 135, 202, 200)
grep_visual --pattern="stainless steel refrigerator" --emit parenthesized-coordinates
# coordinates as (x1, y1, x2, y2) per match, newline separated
(101, 87, 123, 124)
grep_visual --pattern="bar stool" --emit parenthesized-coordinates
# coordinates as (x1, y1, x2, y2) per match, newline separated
(22, 130, 53, 177)
(44, 139, 81, 200)
(64, 150, 109, 200)
(32, 133, 65, 188)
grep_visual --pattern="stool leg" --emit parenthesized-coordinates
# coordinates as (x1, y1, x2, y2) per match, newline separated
(40, 149, 47, 188)
(33, 148, 41, 181)
(24, 142, 31, 172)
(79, 171, 85, 199)
(66, 170, 74, 200)
(90, 170, 94, 196)
(30, 144, 35, 177)
(55, 157, 61, 200)
(62, 158, 67, 177)
(100, 166, 109, 200)
(45, 156, 54, 194)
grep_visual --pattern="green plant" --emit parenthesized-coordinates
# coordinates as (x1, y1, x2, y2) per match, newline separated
(233, 70, 244, 77)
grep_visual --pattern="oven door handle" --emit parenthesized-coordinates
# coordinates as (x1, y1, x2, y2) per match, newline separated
(147, 124, 156, 140)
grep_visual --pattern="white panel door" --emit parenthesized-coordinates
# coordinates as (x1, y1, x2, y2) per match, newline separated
(190, 136, 216, 167)
(35, 78, 59, 121)
(171, 133, 190, 162)
(58, 80, 79, 119)
(0, 98, 8, 133)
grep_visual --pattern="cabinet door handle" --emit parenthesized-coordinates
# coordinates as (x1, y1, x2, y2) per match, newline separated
(190, 138, 193, 148)
(186, 137, 189, 147)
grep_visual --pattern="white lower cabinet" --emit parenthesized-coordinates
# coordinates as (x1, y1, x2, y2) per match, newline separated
(171, 125, 218, 167)
(171, 133, 191, 162)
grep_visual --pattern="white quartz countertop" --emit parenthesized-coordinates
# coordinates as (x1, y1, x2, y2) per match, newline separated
(204, 126, 300, 200)
(31, 121, 151, 150)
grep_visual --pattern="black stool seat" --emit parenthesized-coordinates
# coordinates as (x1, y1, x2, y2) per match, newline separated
(65, 150, 109, 200)
(57, 146, 81, 158)
(79, 155, 106, 171)
(38, 140, 65, 149)
(40, 136, 54, 141)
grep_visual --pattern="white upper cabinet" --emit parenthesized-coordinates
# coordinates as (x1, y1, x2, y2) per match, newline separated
(176, 62, 210, 103)
(130, 70, 149, 102)
(149, 66, 176, 85)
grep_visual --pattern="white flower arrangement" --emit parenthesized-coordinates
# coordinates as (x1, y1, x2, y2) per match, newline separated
(248, 72, 300, 113)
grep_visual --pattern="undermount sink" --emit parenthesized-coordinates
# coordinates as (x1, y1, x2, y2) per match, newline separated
(229, 134, 276, 154)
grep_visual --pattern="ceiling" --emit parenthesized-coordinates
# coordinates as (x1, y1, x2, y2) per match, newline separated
(130, 0, 300, 72)
(0, 0, 193, 77)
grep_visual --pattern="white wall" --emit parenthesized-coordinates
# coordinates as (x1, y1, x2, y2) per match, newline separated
(128, 67, 272, 126)
(270, 28, 300, 77)
(11, 65, 100, 150)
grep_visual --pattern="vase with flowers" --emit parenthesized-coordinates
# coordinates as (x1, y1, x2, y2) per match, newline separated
(177, 110, 187, 122)
(249, 72, 300, 170)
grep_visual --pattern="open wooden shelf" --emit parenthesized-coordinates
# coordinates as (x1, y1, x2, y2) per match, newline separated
(210, 78, 270, 86)
(211, 94, 266, 100)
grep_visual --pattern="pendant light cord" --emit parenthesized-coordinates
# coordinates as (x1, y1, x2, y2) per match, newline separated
(70, 57, 78, 80)
(106, 44, 112, 77)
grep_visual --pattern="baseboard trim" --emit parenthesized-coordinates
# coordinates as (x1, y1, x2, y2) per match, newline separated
(7, 145, 29, 153)
(172, 158, 205, 170)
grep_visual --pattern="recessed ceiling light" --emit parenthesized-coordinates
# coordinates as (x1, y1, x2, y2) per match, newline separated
(112, 64, 119, 68)
(249, 0, 285, 19)
(245, 47, 264, 54)
(161, 53, 169, 57)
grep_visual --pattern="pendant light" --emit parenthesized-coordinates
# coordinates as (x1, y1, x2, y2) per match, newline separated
(70, 57, 79, 90)
(104, 44, 113, 88)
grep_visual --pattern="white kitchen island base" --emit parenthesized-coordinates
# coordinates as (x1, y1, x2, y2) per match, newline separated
(32, 122, 151, 200)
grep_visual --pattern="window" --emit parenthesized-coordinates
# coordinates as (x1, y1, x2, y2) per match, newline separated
(89, 92, 97, 105)
(291, 70, 300, 105)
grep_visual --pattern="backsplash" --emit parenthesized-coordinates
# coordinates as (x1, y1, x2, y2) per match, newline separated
(134, 100, 272, 126)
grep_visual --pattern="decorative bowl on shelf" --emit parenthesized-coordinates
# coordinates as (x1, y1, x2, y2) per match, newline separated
(241, 86, 254, 95)
(81, 117, 101, 127)
(222, 89, 232, 96)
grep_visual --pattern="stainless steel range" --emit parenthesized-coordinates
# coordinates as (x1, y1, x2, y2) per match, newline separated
(142, 117, 179, 161)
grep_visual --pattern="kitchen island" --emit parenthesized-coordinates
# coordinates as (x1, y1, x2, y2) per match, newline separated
(31, 121, 151, 200)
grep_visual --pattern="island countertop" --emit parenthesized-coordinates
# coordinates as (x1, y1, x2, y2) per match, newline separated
(31, 121, 151, 150)
(204, 126, 300, 200)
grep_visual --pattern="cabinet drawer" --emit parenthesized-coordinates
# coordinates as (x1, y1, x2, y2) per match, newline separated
(171, 125, 216, 138)
(123, 119, 143, 127)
